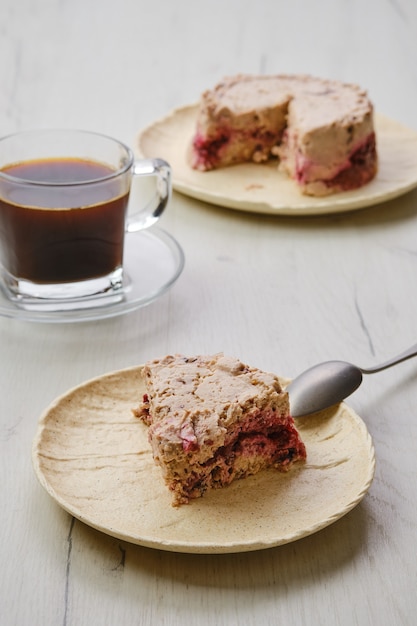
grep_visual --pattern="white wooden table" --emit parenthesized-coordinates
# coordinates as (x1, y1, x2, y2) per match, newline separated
(1, 1, 417, 624)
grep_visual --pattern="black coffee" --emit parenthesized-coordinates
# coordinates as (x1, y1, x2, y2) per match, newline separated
(0, 157, 129, 283)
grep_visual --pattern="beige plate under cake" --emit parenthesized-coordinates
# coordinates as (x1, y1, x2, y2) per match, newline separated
(137, 104, 417, 216)
(32, 366, 375, 554)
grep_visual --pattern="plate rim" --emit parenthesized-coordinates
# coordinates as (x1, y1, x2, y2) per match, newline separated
(32, 365, 376, 554)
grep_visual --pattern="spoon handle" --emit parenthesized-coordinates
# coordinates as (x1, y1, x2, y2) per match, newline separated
(361, 342, 417, 374)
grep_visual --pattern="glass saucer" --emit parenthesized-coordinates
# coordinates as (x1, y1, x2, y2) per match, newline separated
(0, 227, 184, 323)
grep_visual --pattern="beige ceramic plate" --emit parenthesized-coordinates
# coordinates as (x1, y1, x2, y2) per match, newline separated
(137, 104, 417, 215)
(32, 366, 375, 554)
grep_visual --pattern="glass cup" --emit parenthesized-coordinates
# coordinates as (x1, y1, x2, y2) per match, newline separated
(0, 129, 171, 311)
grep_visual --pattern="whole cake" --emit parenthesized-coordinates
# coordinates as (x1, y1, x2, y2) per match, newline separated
(189, 74, 377, 196)
(134, 353, 306, 506)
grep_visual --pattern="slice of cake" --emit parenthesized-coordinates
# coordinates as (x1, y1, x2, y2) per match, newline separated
(134, 353, 306, 506)
(189, 74, 377, 196)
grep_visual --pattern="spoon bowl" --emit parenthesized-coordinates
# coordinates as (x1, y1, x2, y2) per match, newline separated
(287, 342, 417, 417)
(288, 361, 363, 417)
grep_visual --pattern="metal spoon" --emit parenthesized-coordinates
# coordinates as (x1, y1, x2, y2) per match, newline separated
(287, 342, 417, 417)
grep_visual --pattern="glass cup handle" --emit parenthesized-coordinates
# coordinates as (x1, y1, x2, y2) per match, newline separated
(126, 158, 171, 233)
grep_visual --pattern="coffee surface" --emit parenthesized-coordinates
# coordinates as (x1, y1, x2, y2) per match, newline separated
(3, 157, 115, 184)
